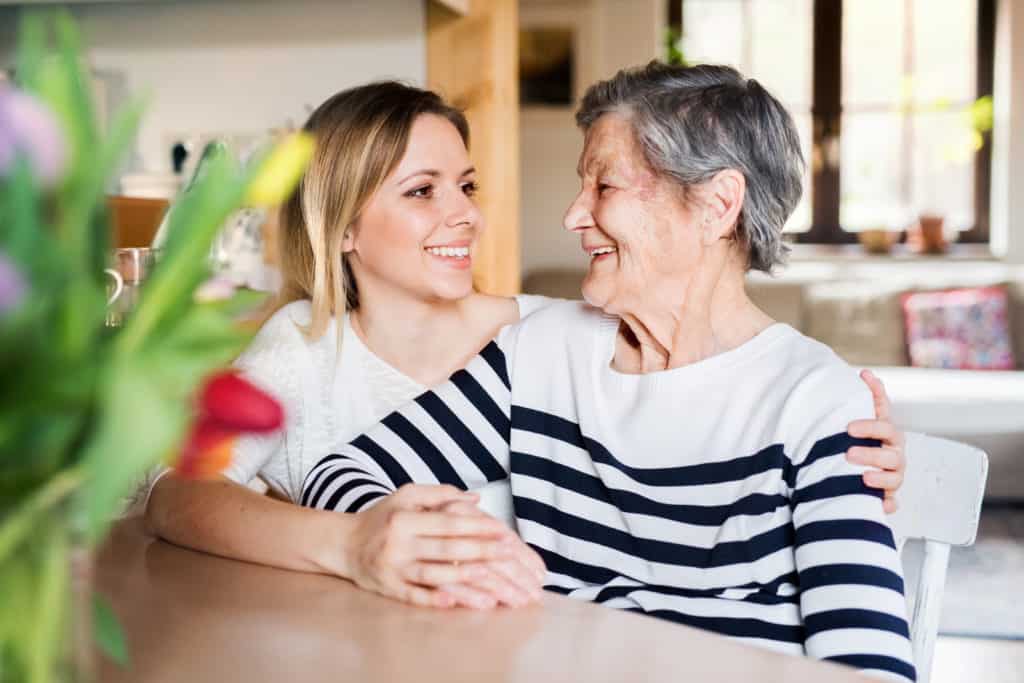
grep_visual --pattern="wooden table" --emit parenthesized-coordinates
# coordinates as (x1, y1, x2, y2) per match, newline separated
(96, 518, 869, 682)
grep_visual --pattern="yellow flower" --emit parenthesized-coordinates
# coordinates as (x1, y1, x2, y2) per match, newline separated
(244, 132, 315, 207)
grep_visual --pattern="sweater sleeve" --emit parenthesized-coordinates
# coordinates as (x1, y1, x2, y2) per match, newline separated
(300, 333, 516, 513)
(788, 391, 916, 681)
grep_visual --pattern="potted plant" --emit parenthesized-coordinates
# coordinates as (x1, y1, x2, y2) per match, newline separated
(0, 12, 310, 680)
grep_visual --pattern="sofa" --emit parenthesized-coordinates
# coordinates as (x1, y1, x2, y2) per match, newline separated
(523, 259, 1024, 499)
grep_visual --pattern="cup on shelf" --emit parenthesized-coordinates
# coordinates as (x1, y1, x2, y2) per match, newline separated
(857, 228, 901, 254)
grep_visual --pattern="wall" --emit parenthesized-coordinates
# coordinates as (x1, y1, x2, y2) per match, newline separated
(519, 0, 663, 276)
(0, 0, 425, 175)
(990, 0, 1024, 263)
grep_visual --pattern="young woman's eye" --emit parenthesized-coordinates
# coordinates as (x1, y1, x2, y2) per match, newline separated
(406, 184, 434, 199)
(461, 181, 479, 197)
(597, 183, 613, 196)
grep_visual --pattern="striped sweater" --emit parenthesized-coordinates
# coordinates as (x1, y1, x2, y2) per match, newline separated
(302, 301, 916, 681)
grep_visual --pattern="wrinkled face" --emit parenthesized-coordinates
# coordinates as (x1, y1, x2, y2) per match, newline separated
(347, 114, 482, 303)
(563, 114, 702, 315)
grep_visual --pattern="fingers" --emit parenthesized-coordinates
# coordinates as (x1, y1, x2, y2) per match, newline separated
(396, 510, 510, 540)
(438, 582, 498, 610)
(859, 369, 891, 421)
(436, 500, 491, 517)
(395, 483, 478, 509)
(485, 559, 543, 605)
(400, 560, 487, 587)
(398, 583, 456, 609)
(847, 418, 902, 447)
(846, 445, 904, 472)
(882, 495, 899, 514)
(503, 539, 546, 582)
(462, 564, 535, 607)
(863, 469, 904, 494)
(412, 536, 514, 563)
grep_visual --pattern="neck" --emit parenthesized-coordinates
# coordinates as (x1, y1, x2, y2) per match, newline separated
(349, 279, 472, 387)
(614, 256, 774, 373)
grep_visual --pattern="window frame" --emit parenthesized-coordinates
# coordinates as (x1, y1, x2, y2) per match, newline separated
(673, 0, 996, 244)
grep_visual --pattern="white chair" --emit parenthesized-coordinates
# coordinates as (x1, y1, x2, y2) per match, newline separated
(889, 432, 989, 683)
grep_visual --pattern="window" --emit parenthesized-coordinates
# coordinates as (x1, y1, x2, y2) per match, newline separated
(675, 0, 995, 244)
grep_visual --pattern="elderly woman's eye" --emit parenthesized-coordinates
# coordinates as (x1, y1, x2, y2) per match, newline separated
(406, 185, 433, 199)
(597, 183, 613, 195)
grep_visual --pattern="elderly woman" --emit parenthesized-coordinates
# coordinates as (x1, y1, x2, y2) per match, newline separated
(301, 63, 915, 680)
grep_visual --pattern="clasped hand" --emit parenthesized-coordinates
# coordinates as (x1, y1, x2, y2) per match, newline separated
(343, 484, 545, 609)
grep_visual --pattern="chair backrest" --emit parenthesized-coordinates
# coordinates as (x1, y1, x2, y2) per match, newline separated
(889, 432, 989, 683)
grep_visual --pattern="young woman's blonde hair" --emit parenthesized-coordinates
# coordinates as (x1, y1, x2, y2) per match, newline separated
(272, 81, 470, 340)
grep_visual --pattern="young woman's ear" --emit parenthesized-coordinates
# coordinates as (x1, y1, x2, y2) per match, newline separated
(341, 226, 356, 253)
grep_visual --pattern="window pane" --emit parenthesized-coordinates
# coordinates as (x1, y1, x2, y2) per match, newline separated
(842, 0, 906, 109)
(911, 111, 976, 230)
(912, 0, 976, 105)
(840, 113, 909, 230)
(682, 0, 745, 69)
(749, 0, 813, 108)
(682, 0, 813, 232)
(784, 112, 813, 233)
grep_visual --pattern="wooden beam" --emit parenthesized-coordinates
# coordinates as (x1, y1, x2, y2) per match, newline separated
(427, 0, 521, 295)
(428, 0, 469, 16)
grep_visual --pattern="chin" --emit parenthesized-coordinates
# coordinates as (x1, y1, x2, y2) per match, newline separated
(580, 275, 613, 312)
(431, 276, 475, 302)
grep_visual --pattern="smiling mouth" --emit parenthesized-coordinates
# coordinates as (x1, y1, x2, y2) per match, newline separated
(586, 246, 617, 260)
(425, 245, 470, 259)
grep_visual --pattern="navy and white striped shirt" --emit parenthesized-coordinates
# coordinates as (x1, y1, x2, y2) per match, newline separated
(302, 302, 915, 681)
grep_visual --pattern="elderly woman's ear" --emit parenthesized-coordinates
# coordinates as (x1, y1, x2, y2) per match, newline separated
(700, 169, 746, 246)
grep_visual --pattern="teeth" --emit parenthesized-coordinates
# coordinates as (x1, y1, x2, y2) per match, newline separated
(426, 246, 470, 258)
(590, 246, 617, 256)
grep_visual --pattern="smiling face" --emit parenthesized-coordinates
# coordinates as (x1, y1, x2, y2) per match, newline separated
(563, 114, 703, 316)
(345, 113, 482, 304)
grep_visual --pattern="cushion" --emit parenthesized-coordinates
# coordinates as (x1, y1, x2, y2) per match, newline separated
(802, 281, 909, 366)
(901, 286, 1016, 370)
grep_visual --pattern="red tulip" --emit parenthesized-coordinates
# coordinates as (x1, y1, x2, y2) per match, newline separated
(174, 370, 284, 479)
(199, 371, 283, 432)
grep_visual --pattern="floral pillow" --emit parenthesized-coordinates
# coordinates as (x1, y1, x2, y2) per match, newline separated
(901, 286, 1016, 370)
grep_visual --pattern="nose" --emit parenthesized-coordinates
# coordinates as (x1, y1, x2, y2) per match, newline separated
(445, 186, 482, 231)
(563, 187, 594, 233)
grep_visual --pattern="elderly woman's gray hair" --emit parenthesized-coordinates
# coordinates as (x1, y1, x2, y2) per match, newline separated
(576, 62, 804, 273)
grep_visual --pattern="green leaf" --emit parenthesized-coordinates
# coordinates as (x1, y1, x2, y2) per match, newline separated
(14, 11, 46, 92)
(0, 158, 43, 272)
(79, 358, 189, 542)
(27, 520, 68, 683)
(200, 288, 271, 319)
(93, 594, 128, 666)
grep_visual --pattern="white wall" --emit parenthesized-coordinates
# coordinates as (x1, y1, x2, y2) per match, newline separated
(0, 0, 425, 174)
(519, 0, 663, 276)
(990, 0, 1024, 263)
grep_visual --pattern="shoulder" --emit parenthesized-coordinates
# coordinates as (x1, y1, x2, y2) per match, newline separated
(514, 293, 566, 319)
(775, 329, 868, 403)
(516, 298, 605, 334)
(771, 328, 874, 460)
(235, 299, 333, 374)
(497, 299, 609, 358)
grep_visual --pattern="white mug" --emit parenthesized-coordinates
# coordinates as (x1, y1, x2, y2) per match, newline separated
(104, 268, 124, 306)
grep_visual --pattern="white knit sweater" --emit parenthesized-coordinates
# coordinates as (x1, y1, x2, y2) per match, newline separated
(222, 295, 553, 502)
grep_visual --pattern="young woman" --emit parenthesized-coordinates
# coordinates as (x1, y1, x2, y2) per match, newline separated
(145, 81, 906, 611)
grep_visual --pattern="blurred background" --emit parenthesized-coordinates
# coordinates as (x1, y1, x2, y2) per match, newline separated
(1, 1, 1021, 680)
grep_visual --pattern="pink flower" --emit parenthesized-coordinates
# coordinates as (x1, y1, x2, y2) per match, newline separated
(0, 252, 26, 314)
(0, 85, 66, 184)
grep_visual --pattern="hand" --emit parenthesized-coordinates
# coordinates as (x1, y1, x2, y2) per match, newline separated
(846, 369, 906, 513)
(432, 500, 546, 609)
(341, 484, 521, 608)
